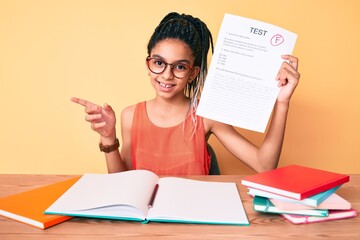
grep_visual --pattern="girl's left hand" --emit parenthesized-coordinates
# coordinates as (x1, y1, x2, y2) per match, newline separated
(275, 55, 300, 103)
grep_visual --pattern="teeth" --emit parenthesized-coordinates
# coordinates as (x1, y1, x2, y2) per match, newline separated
(159, 82, 173, 88)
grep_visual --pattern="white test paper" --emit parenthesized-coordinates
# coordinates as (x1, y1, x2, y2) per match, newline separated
(196, 14, 297, 132)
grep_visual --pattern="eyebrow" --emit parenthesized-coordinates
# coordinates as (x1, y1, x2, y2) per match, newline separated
(151, 54, 191, 64)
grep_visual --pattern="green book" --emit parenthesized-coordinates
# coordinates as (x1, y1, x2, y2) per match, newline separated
(253, 196, 329, 217)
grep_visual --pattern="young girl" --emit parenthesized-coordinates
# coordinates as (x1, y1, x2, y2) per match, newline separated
(71, 12, 300, 175)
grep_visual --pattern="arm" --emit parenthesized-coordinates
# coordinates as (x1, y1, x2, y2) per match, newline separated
(70, 97, 128, 173)
(206, 55, 300, 173)
(255, 55, 300, 170)
(101, 105, 135, 173)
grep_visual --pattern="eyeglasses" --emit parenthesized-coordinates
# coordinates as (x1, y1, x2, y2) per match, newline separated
(146, 57, 194, 79)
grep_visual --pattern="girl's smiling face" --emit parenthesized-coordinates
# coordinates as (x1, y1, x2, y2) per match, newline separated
(147, 38, 199, 99)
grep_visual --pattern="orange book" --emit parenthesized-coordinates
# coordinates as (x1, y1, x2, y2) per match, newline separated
(0, 177, 80, 229)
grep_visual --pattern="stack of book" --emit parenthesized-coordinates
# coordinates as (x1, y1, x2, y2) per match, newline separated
(241, 165, 358, 224)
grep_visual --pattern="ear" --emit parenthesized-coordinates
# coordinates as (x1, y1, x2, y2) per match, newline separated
(188, 66, 200, 83)
(145, 58, 151, 76)
(145, 58, 149, 70)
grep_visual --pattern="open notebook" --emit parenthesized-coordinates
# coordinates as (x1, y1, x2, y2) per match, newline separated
(45, 170, 249, 226)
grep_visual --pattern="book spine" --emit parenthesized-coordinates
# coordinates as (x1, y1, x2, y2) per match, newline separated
(300, 176, 350, 199)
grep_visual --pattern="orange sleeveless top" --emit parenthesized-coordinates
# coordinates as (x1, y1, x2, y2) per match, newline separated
(131, 101, 210, 175)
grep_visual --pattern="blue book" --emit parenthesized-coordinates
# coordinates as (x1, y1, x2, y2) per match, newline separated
(248, 185, 340, 207)
(253, 196, 329, 217)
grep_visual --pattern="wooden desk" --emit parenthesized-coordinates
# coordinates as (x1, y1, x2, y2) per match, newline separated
(0, 174, 359, 240)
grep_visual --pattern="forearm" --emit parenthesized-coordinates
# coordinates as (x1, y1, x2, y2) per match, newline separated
(257, 54, 300, 172)
(100, 137, 127, 173)
(257, 101, 289, 171)
(104, 150, 127, 173)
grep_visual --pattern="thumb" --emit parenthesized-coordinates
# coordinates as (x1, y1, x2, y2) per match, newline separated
(103, 103, 115, 114)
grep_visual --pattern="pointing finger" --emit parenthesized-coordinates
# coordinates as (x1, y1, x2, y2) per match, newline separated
(71, 97, 95, 108)
(71, 97, 102, 114)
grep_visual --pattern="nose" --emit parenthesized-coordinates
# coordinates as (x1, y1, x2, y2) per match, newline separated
(161, 64, 175, 80)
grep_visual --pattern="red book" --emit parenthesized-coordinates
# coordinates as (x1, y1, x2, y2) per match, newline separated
(0, 177, 80, 229)
(241, 165, 349, 200)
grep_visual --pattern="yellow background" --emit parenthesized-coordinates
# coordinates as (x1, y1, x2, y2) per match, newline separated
(1, 0, 359, 174)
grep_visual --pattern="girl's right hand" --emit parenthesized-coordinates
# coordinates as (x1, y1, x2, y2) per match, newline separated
(71, 97, 116, 139)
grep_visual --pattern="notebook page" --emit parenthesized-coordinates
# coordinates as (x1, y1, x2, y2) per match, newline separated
(148, 177, 249, 225)
(46, 170, 158, 219)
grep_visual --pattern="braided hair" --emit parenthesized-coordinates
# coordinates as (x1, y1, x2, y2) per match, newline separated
(147, 12, 214, 123)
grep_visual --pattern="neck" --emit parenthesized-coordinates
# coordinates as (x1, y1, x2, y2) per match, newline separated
(154, 95, 189, 110)
(146, 97, 191, 127)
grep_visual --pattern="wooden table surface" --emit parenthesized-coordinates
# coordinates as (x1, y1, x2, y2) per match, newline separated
(0, 174, 359, 240)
